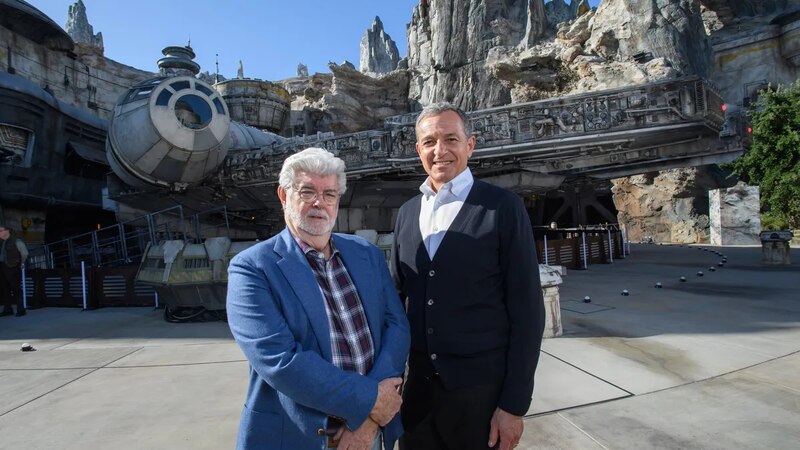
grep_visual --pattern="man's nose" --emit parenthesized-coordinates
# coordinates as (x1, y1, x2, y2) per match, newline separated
(433, 140, 448, 156)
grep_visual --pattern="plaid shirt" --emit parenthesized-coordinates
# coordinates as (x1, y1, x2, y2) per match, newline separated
(296, 237, 374, 375)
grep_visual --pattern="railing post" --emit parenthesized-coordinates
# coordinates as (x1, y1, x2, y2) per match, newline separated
(608, 228, 613, 263)
(147, 213, 157, 244)
(91, 231, 100, 267)
(543, 235, 549, 265)
(81, 260, 88, 310)
(223, 206, 231, 238)
(582, 231, 588, 270)
(67, 238, 77, 267)
(118, 223, 129, 263)
(179, 205, 185, 241)
(21, 264, 27, 309)
(194, 213, 202, 243)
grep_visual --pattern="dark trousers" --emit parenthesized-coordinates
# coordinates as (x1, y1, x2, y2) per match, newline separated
(399, 369, 501, 450)
(0, 265, 23, 311)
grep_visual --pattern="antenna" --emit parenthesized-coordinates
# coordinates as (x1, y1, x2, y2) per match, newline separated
(215, 53, 219, 83)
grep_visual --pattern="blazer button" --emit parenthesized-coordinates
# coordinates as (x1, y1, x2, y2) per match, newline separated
(429, 270, 435, 277)
(317, 428, 325, 436)
(430, 353, 437, 360)
(427, 299, 434, 306)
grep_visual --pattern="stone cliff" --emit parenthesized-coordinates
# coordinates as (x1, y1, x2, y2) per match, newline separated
(405, 0, 713, 108)
(406, 0, 548, 109)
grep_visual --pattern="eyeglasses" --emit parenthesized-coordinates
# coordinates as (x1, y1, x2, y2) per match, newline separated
(293, 188, 340, 205)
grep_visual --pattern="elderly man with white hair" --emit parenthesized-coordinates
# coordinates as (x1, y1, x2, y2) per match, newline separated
(227, 147, 410, 450)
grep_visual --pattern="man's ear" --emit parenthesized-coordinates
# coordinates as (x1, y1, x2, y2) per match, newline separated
(466, 135, 477, 157)
(277, 186, 287, 206)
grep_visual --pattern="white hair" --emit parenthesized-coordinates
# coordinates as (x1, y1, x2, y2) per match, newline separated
(278, 147, 347, 193)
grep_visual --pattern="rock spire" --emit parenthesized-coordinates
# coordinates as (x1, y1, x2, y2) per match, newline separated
(66, 0, 103, 51)
(359, 16, 401, 76)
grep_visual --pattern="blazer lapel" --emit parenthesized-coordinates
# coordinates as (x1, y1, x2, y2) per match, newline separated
(333, 235, 381, 347)
(274, 228, 333, 362)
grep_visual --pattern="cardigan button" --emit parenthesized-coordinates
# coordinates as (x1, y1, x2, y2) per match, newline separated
(430, 353, 437, 360)
(317, 428, 325, 436)
(427, 299, 434, 306)
(429, 270, 435, 277)
(427, 328, 434, 335)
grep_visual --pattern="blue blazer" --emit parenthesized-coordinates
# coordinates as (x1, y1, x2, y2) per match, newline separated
(227, 228, 411, 450)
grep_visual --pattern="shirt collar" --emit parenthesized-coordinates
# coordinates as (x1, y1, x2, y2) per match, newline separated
(419, 167, 474, 198)
(293, 234, 338, 260)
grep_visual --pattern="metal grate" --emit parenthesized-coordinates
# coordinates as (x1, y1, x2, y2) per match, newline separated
(24, 276, 34, 299)
(184, 258, 210, 269)
(134, 282, 156, 297)
(559, 246, 573, 263)
(68, 276, 84, 298)
(102, 275, 127, 298)
(44, 277, 63, 297)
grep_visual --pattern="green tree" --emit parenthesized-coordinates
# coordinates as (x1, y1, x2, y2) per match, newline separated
(730, 80, 800, 229)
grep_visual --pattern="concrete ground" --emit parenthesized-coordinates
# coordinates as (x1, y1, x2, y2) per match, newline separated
(0, 244, 797, 449)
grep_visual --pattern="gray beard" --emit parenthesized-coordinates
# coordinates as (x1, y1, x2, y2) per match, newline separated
(286, 197, 335, 236)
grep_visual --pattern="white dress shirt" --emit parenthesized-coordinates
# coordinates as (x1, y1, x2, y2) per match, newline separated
(419, 168, 474, 259)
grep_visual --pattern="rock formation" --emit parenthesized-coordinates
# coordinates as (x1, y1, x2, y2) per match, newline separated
(611, 167, 738, 243)
(697, 0, 791, 26)
(545, 0, 578, 28)
(360, 16, 401, 75)
(584, 0, 712, 78)
(405, 0, 713, 107)
(66, 0, 103, 52)
(709, 182, 761, 245)
(407, 0, 558, 109)
(297, 63, 309, 78)
(283, 63, 409, 135)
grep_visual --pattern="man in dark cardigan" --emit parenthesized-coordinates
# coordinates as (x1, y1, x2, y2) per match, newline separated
(391, 103, 545, 450)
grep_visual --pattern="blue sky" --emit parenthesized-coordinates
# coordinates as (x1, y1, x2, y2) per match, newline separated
(33, 0, 600, 81)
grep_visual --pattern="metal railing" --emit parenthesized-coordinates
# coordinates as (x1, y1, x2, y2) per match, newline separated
(29, 205, 231, 270)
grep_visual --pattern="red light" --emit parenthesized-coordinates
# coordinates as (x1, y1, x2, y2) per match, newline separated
(721, 104, 727, 112)
(747, 127, 752, 134)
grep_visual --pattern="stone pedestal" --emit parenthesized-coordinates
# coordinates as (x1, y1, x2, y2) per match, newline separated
(709, 183, 761, 245)
(539, 265, 563, 338)
(762, 241, 791, 265)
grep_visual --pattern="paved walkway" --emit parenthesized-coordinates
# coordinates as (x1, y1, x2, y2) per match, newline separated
(0, 244, 797, 449)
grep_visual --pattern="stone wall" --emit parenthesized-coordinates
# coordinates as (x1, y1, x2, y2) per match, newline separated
(709, 183, 761, 245)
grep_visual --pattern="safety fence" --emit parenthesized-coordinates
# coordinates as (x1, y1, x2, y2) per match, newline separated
(21, 264, 156, 310)
(533, 225, 630, 269)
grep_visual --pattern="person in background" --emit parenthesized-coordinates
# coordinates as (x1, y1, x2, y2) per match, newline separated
(392, 103, 546, 450)
(227, 147, 411, 450)
(0, 224, 28, 317)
